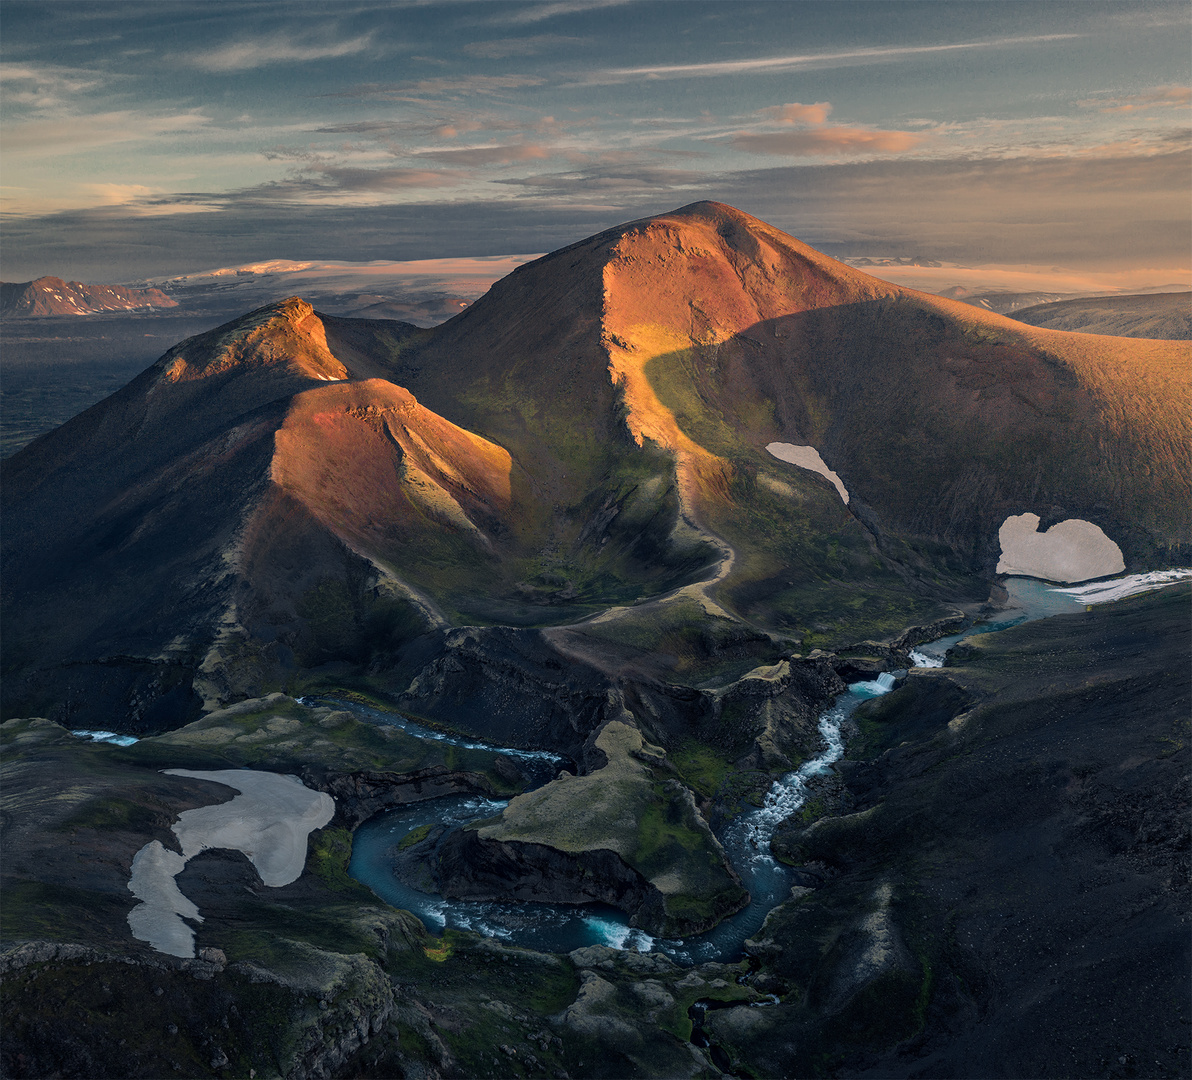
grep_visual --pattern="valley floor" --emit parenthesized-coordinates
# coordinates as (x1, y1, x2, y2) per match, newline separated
(2, 583, 1188, 1078)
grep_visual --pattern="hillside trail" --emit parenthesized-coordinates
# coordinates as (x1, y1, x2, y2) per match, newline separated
(584, 517, 738, 629)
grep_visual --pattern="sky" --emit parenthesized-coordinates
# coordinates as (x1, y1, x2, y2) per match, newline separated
(1, 0, 1189, 284)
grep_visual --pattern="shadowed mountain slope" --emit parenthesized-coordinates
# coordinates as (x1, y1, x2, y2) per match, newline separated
(595, 203, 1189, 573)
(2, 301, 514, 722)
(2, 205, 1189, 729)
(0, 296, 711, 726)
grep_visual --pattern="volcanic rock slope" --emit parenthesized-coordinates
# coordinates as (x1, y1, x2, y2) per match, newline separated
(3, 202, 1189, 728)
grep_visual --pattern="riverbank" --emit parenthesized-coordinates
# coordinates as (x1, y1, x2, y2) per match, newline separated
(711, 581, 1191, 1078)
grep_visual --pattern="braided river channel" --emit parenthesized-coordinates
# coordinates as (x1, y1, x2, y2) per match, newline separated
(336, 572, 1188, 965)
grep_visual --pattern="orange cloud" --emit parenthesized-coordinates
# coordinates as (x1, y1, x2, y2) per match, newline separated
(434, 119, 484, 138)
(758, 101, 833, 125)
(1079, 85, 1192, 113)
(732, 126, 926, 156)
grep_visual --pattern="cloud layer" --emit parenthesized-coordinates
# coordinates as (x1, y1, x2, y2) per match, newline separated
(0, 1, 1187, 282)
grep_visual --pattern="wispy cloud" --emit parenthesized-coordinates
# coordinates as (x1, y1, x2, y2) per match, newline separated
(297, 166, 463, 194)
(462, 34, 581, 59)
(496, 1, 632, 25)
(599, 35, 1081, 82)
(0, 62, 110, 111)
(434, 119, 488, 138)
(328, 74, 544, 100)
(3, 110, 212, 154)
(419, 143, 552, 166)
(496, 163, 706, 199)
(187, 32, 375, 72)
(731, 127, 927, 156)
(1078, 85, 1192, 113)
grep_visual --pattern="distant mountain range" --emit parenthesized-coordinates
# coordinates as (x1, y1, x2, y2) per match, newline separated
(125, 256, 530, 326)
(933, 285, 1075, 313)
(0, 275, 176, 317)
(1009, 290, 1191, 339)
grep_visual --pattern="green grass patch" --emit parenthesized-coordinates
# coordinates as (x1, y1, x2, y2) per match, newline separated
(657, 974, 755, 1042)
(220, 902, 380, 965)
(306, 827, 375, 899)
(53, 795, 165, 834)
(672, 741, 732, 799)
(398, 823, 434, 851)
(576, 598, 780, 685)
(523, 960, 581, 1014)
(0, 880, 133, 946)
(422, 939, 454, 962)
(632, 782, 708, 880)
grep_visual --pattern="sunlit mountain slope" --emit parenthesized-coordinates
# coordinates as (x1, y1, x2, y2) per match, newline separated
(3, 205, 1188, 728)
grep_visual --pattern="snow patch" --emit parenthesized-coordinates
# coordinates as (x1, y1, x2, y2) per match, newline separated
(127, 841, 202, 958)
(1051, 568, 1192, 605)
(127, 770, 333, 956)
(765, 443, 849, 503)
(996, 513, 1124, 583)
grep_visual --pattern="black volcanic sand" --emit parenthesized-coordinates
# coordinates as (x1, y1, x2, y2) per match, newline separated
(716, 583, 1191, 1079)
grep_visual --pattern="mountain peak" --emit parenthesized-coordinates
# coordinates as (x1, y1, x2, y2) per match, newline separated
(660, 199, 763, 225)
(153, 296, 347, 387)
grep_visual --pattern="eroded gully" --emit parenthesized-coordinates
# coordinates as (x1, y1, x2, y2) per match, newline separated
(337, 574, 1192, 963)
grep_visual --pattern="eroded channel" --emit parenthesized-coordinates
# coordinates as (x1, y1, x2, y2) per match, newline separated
(345, 674, 893, 963)
(344, 570, 1190, 963)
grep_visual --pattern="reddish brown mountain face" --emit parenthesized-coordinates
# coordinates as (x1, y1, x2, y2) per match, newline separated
(2, 204, 1189, 730)
(0, 275, 177, 317)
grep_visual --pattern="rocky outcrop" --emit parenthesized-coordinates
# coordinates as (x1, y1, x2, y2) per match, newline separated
(437, 829, 667, 929)
(312, 765, 506, 829)
(714, 655, 846, 769)
(0, 940, 395, 1080)
(889, 612, 967, 650)
(429, 719, 748, 936)
(233, 947, 396, 1080)
(396, 626, 624, 753)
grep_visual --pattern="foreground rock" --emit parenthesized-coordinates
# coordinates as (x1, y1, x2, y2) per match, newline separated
(434, 719, 748, 936)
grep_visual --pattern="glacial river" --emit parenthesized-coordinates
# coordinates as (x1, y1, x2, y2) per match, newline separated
(345, 673, 893, 963)
(344, 573, 1192, 963)
(75, 570, 1187, 961)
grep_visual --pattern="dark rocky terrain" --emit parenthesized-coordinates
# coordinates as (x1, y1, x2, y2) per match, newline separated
(741, 581, 1191, 1079)
(2, 584, 1186, 1078)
